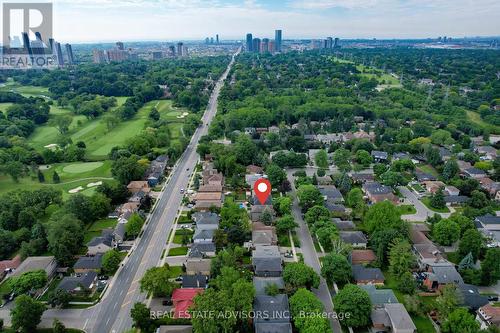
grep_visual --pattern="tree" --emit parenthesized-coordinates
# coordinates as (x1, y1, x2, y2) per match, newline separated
(37, 170, 45, 183)
(441, 308, 480, 333)
(266, 164, 287, 189)
(315, 149, 329, 169)
(0, 228, 17, 260)
(355, 149, 372, 167)
(442, 160, 460, 181)
(432, 219, 460, 246)
(47, 288, 71, 308)
(297, 185, 323, 211)
(234, 134, 258, 165)
(364, 201, 406, 234)
(111, 155, 148, 184)
(333, 148, 351, 172)
(11, 270, 47, 295)
(52, 171, 60, 183)
(126, 213, 144, 238)
(289, 288, 331, 333)
(469, 190, 488, 209)
(397, 271, 417, 295)
(430, 187, 446, 209)
(458, 229, 484, 261)
(380, 170, 406, 187)
(346, 188, 367, 219)
(481, 248, 500, 286)
(388, 239, 415, 279)
(304, 205, 330, 226)
(53, 319, 66, 333)
(321, 253, 351, 285)
(140, 265, 176, 297)
(435, 284, 461, 318)
(10, 295, 46, 333)
(149, 107, 160, 121)
(260, 207, 273, 225)
(315, 223, 339, 252)
(265, 283, 280, 296)
(102, 249, 122, 274)
(335, 172, 352, 194)
(47, 213, 84, 266)
(49, 115, 72, 134)
(275, 215, 297, 235)
(333, 284, 371, 328)
(4, 161, 25, 182)
(131, 302, 155, 333)
(273, 196, 292, 216)
(283, 262, 320, 291)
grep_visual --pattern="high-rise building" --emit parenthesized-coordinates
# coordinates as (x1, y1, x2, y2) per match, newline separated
(275, 29, 282, 52)
(210, 37, 214, 44)
(48, 38, 55, 53)
(252, 38, 261, 53)
(93, 49, 108, 63)
(55, 42, 64, 66)
(325, 37, 333, 49)
(65, 44, 74, 64)
(246, 33, 253, 52)
(261, 38, 270, 53)
(269, 40, 276, 53)
(116, 42, 124, 50)
(216, 34, 219, 44)
(152, 51, 163, 60)
(107, 48, 129, 62)
(168, 45, 176, 57)
(21, 32, 32, 55)
(177, 42, 184, 57)
(334, 37, 340, 48)
(205, 37, 210, 44)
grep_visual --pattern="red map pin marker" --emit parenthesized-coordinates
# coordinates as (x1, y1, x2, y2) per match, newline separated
(254, 178, 271, 205)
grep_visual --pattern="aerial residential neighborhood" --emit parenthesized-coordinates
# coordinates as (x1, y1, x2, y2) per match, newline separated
(0, 1, 499, 333)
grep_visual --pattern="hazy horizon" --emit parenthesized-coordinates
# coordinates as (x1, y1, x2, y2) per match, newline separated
(3, 0, 499, 44)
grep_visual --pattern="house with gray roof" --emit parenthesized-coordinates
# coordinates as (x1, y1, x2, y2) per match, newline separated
(475, 215, 500, 231)
(192, 212, 220, 230)
(189, 242, 216, 258)
(423, 265, 463, 291)
(253, 257, 282, 277)
(193, 229, 215, 243)
(361, 285, 398, 306)
(254, 295, 292, 333)
(10, 256, 57, 279)
(318, 185, 344, 203)
(371, 303, 416, 333)
(352, 265, 385, 285)
(74, 254, 103, 273)
(463, 167, 487, 179)
(340, 231, 367, 248)
(57, 271, 98, 294)
(371, 150, 389, 163)
(87, 231, 114, 256)
(458, 284, 489, 311)
(332, 219, 355, 230)
(181, 274, 208, 289)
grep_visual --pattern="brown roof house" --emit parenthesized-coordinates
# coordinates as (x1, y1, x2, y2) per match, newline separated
(477, 304, 500, 330)
(250, 205, 275, 223)
(127, 181, 150, 194)
(193, 192, 223, 211)
(351, 250, 377, 265)
(185, 258, 211, 275)
(362, 182, 398, 204)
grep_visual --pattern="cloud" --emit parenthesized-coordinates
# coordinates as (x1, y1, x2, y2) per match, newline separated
(290, 0, 379, 10)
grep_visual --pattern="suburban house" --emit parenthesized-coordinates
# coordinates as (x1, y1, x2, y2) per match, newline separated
(350, 173, 375, 184)
(444, 195, 469, 206)
(371, 150, 389, 163)
(476, 304, 500, 330)
(361, 285, 398, 306)
(252, 245, 282, 277)
(0, 255, 21, 277)
(10, 256, 57, 279)
(423, 265, 463, 291)
(146, 155, 168, 186)
(352, 265, 385, 285)
(371, 303, 417, 333)
(318, 185, 344, 203)
(438, 147, 452, 161)
(253, 277, 285, 295)
(479, 177, 500, 197)
(340, 231, 367, 248)
(246, 165, 264, 174)
(393, 152, 410, 161)
(188, 242, 216, 258)
(476, 215, 500, 231)
(463, 167, 487, 179)
(252, 229, 278, 246)
(171, 288, 204, 318)
(457, 284, 489, 311)
(415, 170, 437, 182)
(181, 274, 208, 289)
(73, 254, 103, 273)
(193, 192, 223, 210)
(412, 243, 448, 269)
(475, 146, 498, 161)
(444, 185, 460, 196)
(87, 235, 113, 255)
(351, 250, 377, 265)
(333, 219, 355, 231)
(422, 180, 445, 194)
(185, 258, 211, 275)
(57, 271, 98, 294)
(250, 205, 276, 223)
(253, 294, 292, 333)
(127, 181, 150, 194)
(362, 182, 398, 204)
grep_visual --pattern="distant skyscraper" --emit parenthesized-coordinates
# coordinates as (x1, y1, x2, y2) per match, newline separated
(21, 32, 32, 55)
(334, 37, 340, 48)
(210, 37, 214, 44)
(252, 38, 261, 53)
(35, 32, 43, 42)
(269, 40, 276, 53)
(177, 42, 184, 57)
(246, 33, 253, 52)
(205, 37, 210, 44)
(48, 38, 55, 53)
(275, 30, 282, 52)
(107, 48, 129, 62)
(55, 42, 64, 66)
(152, 51, 163, 60)
(326, 37, 333, 49)
(261, 38, 270, 53)
(216, 34, 219, 43)
(93, 49, 108, 63)
(65, 44, 74, 64)
(116, 42, 124, 50)
(169, 45, 176, 56)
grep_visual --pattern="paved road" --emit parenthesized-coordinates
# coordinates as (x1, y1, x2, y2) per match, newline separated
(0, 49, 239, 332)
(286, 170, 342, 333)
(398, 186, 451, 221)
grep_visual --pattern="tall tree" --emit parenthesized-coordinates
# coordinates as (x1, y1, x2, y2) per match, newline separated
(321, 253, 352, 285)
(10, 295, 46, 333)
(333, 284, 372, 328)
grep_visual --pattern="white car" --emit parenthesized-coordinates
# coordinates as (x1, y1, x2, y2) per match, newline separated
(180, 188, 185, 194)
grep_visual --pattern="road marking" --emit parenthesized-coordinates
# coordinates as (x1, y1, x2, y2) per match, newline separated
(121, 300, 131, 308)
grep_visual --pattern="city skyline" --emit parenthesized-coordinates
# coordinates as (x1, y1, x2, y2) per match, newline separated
(22, 0, 500, 43)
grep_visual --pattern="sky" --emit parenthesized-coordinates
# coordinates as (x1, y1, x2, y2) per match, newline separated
(4, 0, 500, 43)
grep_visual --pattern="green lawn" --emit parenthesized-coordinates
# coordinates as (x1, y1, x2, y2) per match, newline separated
(0, 161, 114, 198)
(417, 165, 439, 178)
(84, 218, 118, 244)
(421, 197, 450, 213)
(445, 251, 460, 264)
(0, 102, 13, 115)
(467, 110, 500, 135)
(168, 247, 189, 256)
(173, 229, 193, 244)
(397, 205, 417, 215)
(0, 278, 13, 300)
(168, 265, 183, 278)
(0, 81, 49, 98)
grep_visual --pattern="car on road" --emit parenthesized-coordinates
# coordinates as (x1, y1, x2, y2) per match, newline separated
(180, 188, 185, 194)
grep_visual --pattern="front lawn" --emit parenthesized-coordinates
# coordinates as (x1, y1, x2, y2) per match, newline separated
(397, 205, 417, 215)
(168, 265, 183, 278)
(168, 247, 188, 256)
(421, 197, 450, 213)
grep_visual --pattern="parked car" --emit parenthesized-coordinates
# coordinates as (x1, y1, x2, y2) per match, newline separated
(488, 296, 499, 302)
(162, 299, 173, 306)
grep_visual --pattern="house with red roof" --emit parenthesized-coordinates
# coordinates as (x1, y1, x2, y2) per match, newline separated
(171, 288, 204, 318)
